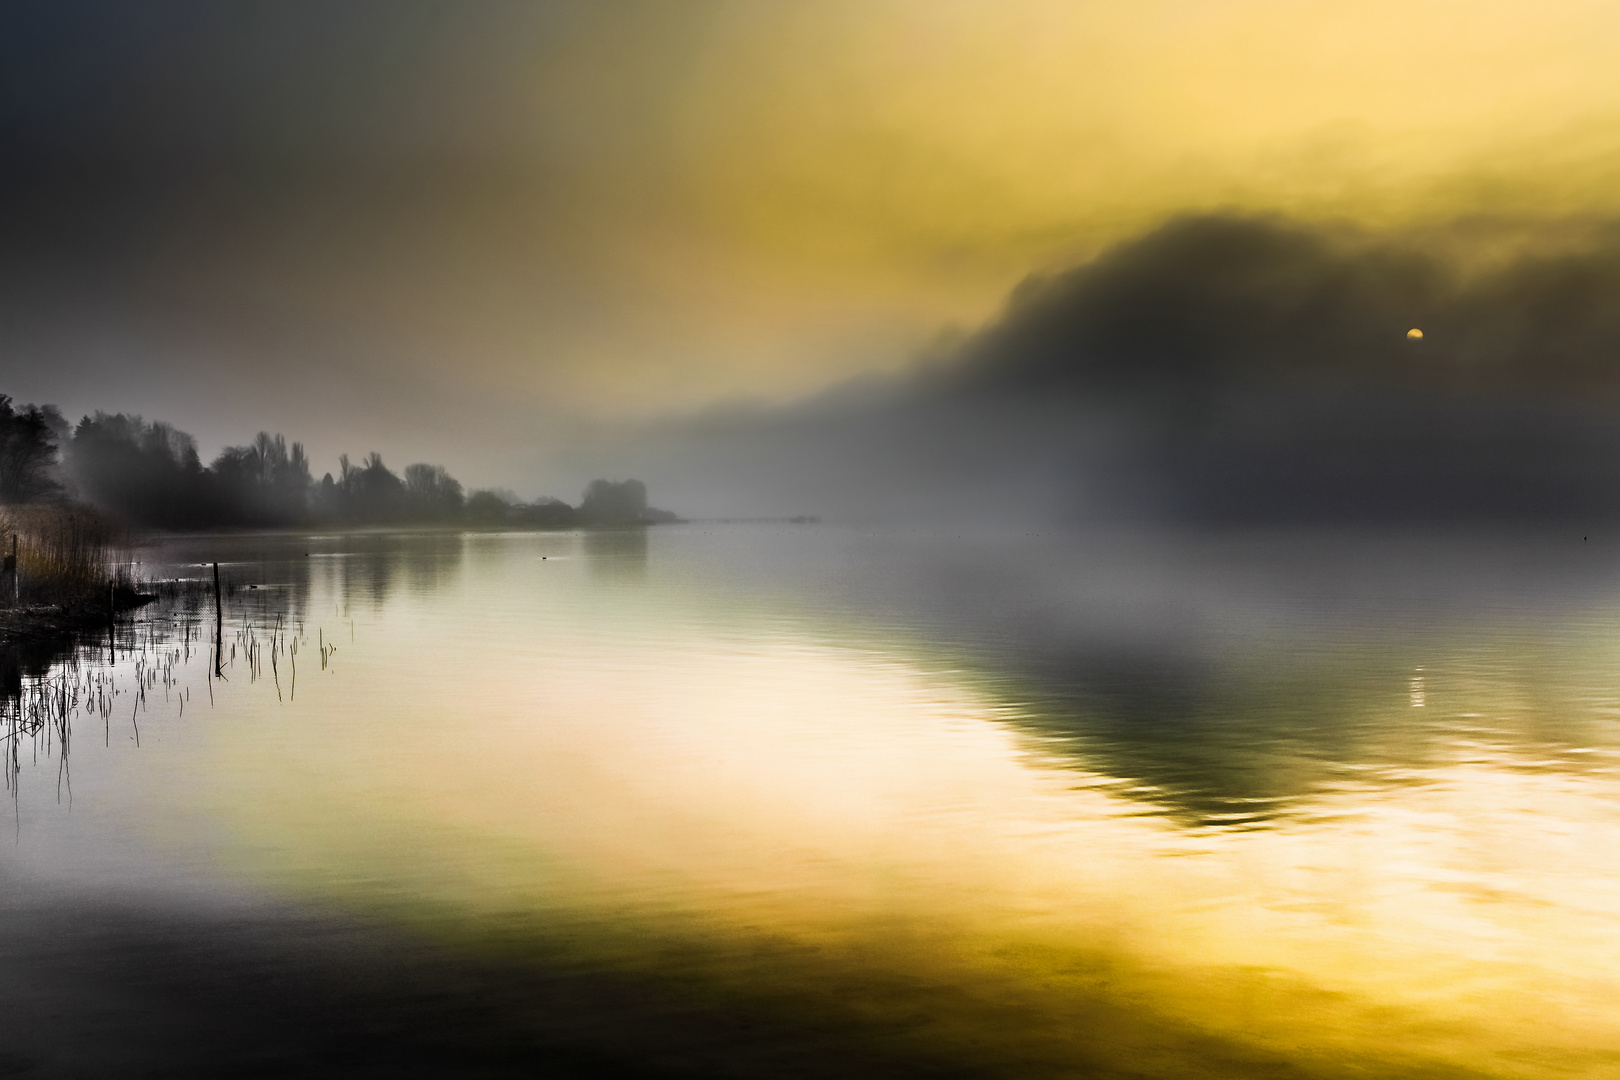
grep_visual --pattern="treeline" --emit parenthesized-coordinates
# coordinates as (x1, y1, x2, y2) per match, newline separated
(0, 395, 674, 529)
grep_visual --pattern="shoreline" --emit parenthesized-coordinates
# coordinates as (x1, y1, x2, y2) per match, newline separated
(0, 591, 155, 645)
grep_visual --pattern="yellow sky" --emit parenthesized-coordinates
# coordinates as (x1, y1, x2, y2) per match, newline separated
(115, 0, 1620, 421)
(499, 0, 1620, 412)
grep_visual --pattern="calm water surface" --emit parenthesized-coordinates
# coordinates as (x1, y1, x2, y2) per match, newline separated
(5, 524, 1620, 1077)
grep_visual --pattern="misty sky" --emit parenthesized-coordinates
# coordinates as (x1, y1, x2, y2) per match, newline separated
(5, 0, 1620, 495)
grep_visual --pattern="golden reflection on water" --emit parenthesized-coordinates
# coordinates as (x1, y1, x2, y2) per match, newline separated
(129, 532, 1620, 1077)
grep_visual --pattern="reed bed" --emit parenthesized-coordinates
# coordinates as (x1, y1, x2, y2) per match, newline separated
(0, 502, 134, 609)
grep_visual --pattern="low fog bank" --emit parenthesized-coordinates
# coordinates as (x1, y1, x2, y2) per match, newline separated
(597, 214, 1620, 526)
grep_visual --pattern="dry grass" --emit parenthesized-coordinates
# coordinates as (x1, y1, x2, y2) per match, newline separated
(0, 503, 132, 609)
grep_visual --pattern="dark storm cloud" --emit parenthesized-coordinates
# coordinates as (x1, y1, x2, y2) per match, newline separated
(931, 214, 1620, 522)
(622, 214, 1620, 524)
(948, 213, 1620, 399)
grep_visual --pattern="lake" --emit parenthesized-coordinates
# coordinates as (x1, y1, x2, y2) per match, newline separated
(4, 523, 1620, 1078)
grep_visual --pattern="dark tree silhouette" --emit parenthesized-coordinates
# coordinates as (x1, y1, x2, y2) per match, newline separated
(0, 396, 63, 502)
(340, 452, 408, 522)
(67, 413, 215, 528)
(404, 464, 465, 520)
(465, 489, 510, 524)
(5, 390, 673, 529)
(212, 433, 312, 525)
(579, 479, 648, 525)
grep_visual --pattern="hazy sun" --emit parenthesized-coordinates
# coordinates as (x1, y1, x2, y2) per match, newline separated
(1407, 328, 1424, 340)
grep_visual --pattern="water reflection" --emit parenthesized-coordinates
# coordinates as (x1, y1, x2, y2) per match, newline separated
(1000, 638, 1620, 827)
(584, 527, 648, 579)
(118, 525, 1620, 838)
(21, 524, 1620, 834)
(2, 634, 79, 806)
(50, 527, 1620, 835)
(6, 525, 1620, 1076)
(1019, 614, 1620, 826)
(139, 530, 471, 622)
(0, 633, 74, 703)
(651, 526, 1620, 826)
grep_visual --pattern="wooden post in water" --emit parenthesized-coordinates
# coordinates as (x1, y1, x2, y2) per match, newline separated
(213, 561, 224, 679)
(5, 534, 16, 604)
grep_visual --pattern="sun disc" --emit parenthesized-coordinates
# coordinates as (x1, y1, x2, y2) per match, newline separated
(1407, 328, 1424, 340)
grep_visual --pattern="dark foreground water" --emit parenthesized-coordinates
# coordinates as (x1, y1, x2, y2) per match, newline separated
(5, 524, 1620, 1078)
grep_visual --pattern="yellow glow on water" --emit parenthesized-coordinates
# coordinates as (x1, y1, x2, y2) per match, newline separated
(154, 550, 1620, 1079)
